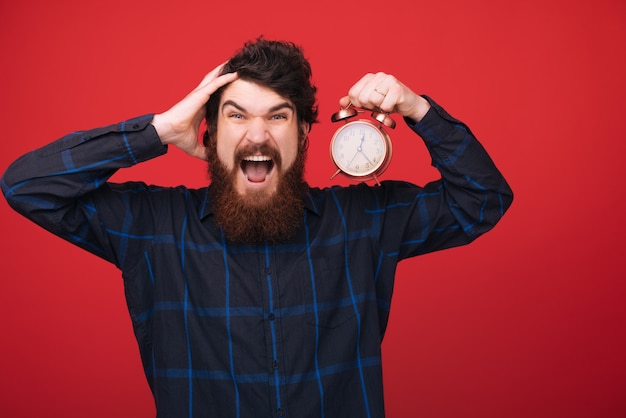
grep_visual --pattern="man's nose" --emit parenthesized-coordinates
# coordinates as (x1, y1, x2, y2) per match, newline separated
(245, 117, 269, 145)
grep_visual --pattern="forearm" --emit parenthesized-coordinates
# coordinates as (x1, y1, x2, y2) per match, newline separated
(1, 115, 167, 230)
(408, 97, 513, 237)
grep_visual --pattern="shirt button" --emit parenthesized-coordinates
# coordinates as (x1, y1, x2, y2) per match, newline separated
(267, 313, 275, 321)
(272, 360, 279, 370)
(264, 267, 271, 275)
(277, 409, 283, 417)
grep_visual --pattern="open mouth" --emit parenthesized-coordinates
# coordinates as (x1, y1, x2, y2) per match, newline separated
(241, 155, 275, 183)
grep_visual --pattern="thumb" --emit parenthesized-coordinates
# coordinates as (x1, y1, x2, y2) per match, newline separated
(190, 142, 208, 160)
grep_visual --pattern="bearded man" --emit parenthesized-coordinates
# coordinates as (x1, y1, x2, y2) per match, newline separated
(202, 50, 313, 244)
(2, 38, 513, 417)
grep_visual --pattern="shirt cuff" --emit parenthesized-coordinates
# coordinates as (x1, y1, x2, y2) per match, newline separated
(122, 115, 168, 164)
(403, 95, 460, 145)
(84, 114, 168, 165)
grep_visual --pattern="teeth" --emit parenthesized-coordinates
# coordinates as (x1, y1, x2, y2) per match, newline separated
(244, 155, 272, 162)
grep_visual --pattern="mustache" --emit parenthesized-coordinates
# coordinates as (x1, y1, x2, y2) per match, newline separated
(234, 143, 283, 169)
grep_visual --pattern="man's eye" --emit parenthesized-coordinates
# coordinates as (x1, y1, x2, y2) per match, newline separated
(271, 114, 287, 120)
(230, 113, 244, 119)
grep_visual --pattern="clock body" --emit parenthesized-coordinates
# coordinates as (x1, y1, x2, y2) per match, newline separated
(329, 119, 392, 182)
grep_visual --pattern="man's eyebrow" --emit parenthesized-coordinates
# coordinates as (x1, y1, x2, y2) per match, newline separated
(221, 100, 294, 114)
(268, 102, 295, 113)
(222, 100, 245, 112)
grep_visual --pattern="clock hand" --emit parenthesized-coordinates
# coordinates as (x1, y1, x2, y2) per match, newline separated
(346, 149, 360, 169)
(356, 134, 376, 166)
(346, 134, 366, 169)
(357, 134, 365, 152)
(359, 150, 374, 166)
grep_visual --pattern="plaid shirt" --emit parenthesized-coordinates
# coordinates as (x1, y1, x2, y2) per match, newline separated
(2, 98, 512, 418)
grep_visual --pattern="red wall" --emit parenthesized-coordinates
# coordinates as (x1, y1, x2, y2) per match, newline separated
(1, 1, 625, 417)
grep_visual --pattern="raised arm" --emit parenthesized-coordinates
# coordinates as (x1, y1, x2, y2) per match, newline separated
(1, 64, 237, 265)
(341, 72, 513, 258)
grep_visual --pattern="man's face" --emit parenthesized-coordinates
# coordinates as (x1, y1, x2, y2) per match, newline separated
(207, 79, 308, 244)
(215, 79, 303, 200)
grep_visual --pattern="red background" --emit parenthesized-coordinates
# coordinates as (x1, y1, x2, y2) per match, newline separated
(1, 0, 625, 417)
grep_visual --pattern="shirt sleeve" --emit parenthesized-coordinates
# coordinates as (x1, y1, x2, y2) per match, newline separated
(376, 96, 514, 260)
(1, 114, 168, 267)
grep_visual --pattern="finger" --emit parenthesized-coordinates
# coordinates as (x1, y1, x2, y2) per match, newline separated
(376, 88, 399, 114)
(196, 70, 238, 96)
(339, 74, 372, 107)
(191, 143, 208, 161)
(338, 95, 351, 108)
(350, 86, 388, 112)
(196, 62, 229, 89)
(187, 70, 238, 110)
(211, 71, 239, 92)
(369, 88, 389, 109)
(349, 72, 396, 110)
(369, 74, 403, 113)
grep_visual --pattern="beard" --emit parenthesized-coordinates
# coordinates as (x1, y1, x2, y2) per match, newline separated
(206, 137, 308, 245)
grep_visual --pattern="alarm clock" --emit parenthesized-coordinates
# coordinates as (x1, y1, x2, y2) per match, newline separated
(329, 103, 396, 184)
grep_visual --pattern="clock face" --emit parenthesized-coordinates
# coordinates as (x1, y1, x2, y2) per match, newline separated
(330, 120, 390, 178)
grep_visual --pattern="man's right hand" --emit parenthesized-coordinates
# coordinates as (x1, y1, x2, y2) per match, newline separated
(151, 63, 238, 160)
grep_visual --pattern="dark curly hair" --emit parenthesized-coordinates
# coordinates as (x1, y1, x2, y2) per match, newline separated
(204, 37, 319, 147)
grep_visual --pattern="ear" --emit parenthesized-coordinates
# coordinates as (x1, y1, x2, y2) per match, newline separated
(299, 122, 310, 150)
(299, 121, 310, 139)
